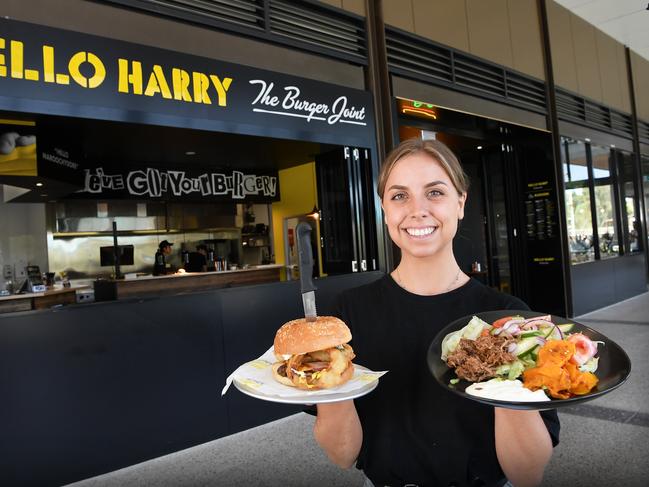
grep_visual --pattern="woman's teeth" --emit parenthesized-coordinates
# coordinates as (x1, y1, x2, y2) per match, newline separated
(405, 227, 436, 237)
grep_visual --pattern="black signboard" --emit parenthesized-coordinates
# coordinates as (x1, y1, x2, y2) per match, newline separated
(524, 180, 557, 241)
(0, 18, 374, 148)
(65, 164, 280, 202)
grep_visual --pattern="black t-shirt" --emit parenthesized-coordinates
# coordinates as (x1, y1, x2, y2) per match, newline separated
(185, 252, 207, 272)
(333, 274, 560, 487)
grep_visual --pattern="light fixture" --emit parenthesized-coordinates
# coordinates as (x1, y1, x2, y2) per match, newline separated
(308, 205, 320, 220)
(185, 151, 196, 156)
(36, 182, 43, 187)
(476, 145, 483, 150)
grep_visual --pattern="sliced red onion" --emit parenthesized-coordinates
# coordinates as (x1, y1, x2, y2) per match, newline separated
(552, 325, 564, 340)
(506, 324, 521, 335)
(535, 336, 547, 347)
(522, 319, 554, 330)
(524, 315, 552, 323)
(507, 342, 518, 353)
(503, 318, 525, 329)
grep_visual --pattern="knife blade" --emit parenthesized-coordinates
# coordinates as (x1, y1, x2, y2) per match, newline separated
(296, 222, 317, 322)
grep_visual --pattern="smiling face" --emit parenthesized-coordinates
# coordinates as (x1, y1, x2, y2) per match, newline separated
(381, 151, 466, 261)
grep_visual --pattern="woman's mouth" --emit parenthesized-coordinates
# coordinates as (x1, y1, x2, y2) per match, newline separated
(404, 226, 437, 238)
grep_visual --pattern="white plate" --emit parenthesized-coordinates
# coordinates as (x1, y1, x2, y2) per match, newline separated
(233, 365, 380, 404)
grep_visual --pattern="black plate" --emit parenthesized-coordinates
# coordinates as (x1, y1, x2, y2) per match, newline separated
(427, 310, 632, 410)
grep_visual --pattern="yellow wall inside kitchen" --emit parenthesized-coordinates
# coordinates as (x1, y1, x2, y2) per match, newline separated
(271, 162, 324, 277)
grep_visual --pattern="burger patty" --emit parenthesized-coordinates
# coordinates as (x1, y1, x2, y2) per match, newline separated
(276, 363, 288, 377)
(285, 344, 355, 384)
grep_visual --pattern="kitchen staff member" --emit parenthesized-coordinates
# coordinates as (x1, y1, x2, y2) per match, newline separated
(153, 240, 174, 276)
(185, 244, 208, 273)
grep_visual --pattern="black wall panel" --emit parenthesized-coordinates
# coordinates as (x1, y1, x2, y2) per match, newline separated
(0, 272, 382, 487)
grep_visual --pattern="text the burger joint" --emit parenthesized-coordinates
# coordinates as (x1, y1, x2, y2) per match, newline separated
(0, 18, 374, 148)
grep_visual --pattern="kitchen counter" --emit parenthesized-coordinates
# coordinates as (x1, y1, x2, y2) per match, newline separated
(0, 287, 80, 314)
(109, 264, 283, 299)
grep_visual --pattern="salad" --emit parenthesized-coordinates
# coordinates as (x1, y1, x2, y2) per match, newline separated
(441, 314, 601, 399)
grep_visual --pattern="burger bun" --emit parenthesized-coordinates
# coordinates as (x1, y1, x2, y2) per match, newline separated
(273, 316, 351, 356)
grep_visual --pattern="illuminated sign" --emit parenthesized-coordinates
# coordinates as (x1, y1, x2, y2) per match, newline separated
(398, 99, 438, 120)
(0, 18, 373, 147)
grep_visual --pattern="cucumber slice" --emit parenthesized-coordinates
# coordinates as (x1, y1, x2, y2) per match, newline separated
(520, 331, 545, 338)
(558, 323, 574, 333)
(517, 345, 540, 360)
(516, 337, 541, 357)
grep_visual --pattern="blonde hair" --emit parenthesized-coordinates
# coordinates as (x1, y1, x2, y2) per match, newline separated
(377, 138, 469, 199)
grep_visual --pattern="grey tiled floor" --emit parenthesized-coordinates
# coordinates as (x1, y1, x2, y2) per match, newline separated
(69, 292, 649, 487)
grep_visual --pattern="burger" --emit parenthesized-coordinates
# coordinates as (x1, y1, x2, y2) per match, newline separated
(271, 316, 356, 390)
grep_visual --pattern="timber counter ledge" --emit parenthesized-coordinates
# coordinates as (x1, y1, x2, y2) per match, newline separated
(111, 265, 283, 299)
(0, 288, 79, 314)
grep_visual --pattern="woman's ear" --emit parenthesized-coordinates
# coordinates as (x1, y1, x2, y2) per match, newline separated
(457, 192, 467, 220)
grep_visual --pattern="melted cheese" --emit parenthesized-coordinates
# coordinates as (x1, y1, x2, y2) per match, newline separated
(465, 378, 550, 402)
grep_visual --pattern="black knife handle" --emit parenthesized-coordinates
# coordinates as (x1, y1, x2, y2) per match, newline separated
(296, 222, 316, 292)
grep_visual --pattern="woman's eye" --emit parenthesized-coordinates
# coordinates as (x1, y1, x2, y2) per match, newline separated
(427, 189, 444, 197)
(391, 192, 406, 201)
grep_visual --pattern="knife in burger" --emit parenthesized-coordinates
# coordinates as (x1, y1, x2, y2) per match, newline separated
(272, 316, 356, 390)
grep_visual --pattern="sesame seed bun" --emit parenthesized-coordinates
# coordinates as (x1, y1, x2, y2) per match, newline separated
(273, 316, 352, 357)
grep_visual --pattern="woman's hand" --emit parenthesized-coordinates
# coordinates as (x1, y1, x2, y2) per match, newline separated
(494, 408, 553, 487)
(313, 400, 362, 469)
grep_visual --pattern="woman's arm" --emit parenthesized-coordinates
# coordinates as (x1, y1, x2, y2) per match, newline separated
(494, 408, 553, 487)
(313, 400, 362, 469)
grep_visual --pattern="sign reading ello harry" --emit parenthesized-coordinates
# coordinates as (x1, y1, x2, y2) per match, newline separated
(0, 19, 374, 146)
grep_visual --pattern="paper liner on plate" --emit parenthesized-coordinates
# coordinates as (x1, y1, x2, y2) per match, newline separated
(222, 346, 387, 397)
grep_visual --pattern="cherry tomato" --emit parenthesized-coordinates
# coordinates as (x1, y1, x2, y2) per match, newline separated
(492, 316, 513, 328)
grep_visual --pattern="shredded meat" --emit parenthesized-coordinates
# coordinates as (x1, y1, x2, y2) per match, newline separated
(446, 335, 515, 382)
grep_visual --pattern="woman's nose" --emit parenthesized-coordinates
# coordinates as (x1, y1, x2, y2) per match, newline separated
(407, 196, 429, 217)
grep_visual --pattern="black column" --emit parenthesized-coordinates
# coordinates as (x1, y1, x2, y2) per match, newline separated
(537, 0, 573, 317)
(364, 0, 396, 270)
(625, 47, 649, 280)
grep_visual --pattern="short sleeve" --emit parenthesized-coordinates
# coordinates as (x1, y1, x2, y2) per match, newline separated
(540, 409, 560, 447)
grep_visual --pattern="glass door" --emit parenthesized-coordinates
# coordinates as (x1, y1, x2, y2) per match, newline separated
(315, 147, 377, 275)
(482, 146, 513, 294)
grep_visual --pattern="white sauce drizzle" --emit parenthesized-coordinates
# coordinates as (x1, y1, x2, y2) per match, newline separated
(465, 379, 550, 402)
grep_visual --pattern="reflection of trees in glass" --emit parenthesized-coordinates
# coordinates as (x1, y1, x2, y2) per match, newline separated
(594, 185, 617, 258)
(565, 187, 594, 263)
(626, 197, 639, 252)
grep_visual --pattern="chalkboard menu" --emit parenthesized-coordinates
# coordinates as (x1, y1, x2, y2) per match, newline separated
(525, 181, 557, 241)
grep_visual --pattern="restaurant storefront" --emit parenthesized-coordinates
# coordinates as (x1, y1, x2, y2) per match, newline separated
(0, 16, 382, 298)
(2, 1, 649, 486)
(0, 11, 384, 487)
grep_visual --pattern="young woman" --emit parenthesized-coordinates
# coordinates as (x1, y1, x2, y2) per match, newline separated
(313, 139, 558, 487)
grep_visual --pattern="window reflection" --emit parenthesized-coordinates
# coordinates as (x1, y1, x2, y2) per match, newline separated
(591, 145, 618, 259)
(619, 151, 642, 253)
(562, 138, 594, 264)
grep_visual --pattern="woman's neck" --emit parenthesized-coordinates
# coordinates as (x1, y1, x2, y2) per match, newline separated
(392, 253, 468, 296)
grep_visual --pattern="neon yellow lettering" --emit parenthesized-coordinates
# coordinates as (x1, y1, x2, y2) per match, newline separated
(0, 38, 7, 77)
(192, 72, 211, 104)
(118, 58, 143, 95)
(144, 65, 171, 98)
(68, 51, 105, 88)
(10, 40, 23, 79)
(210, 75, 232, 107)
(172, 68, 192, 102)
